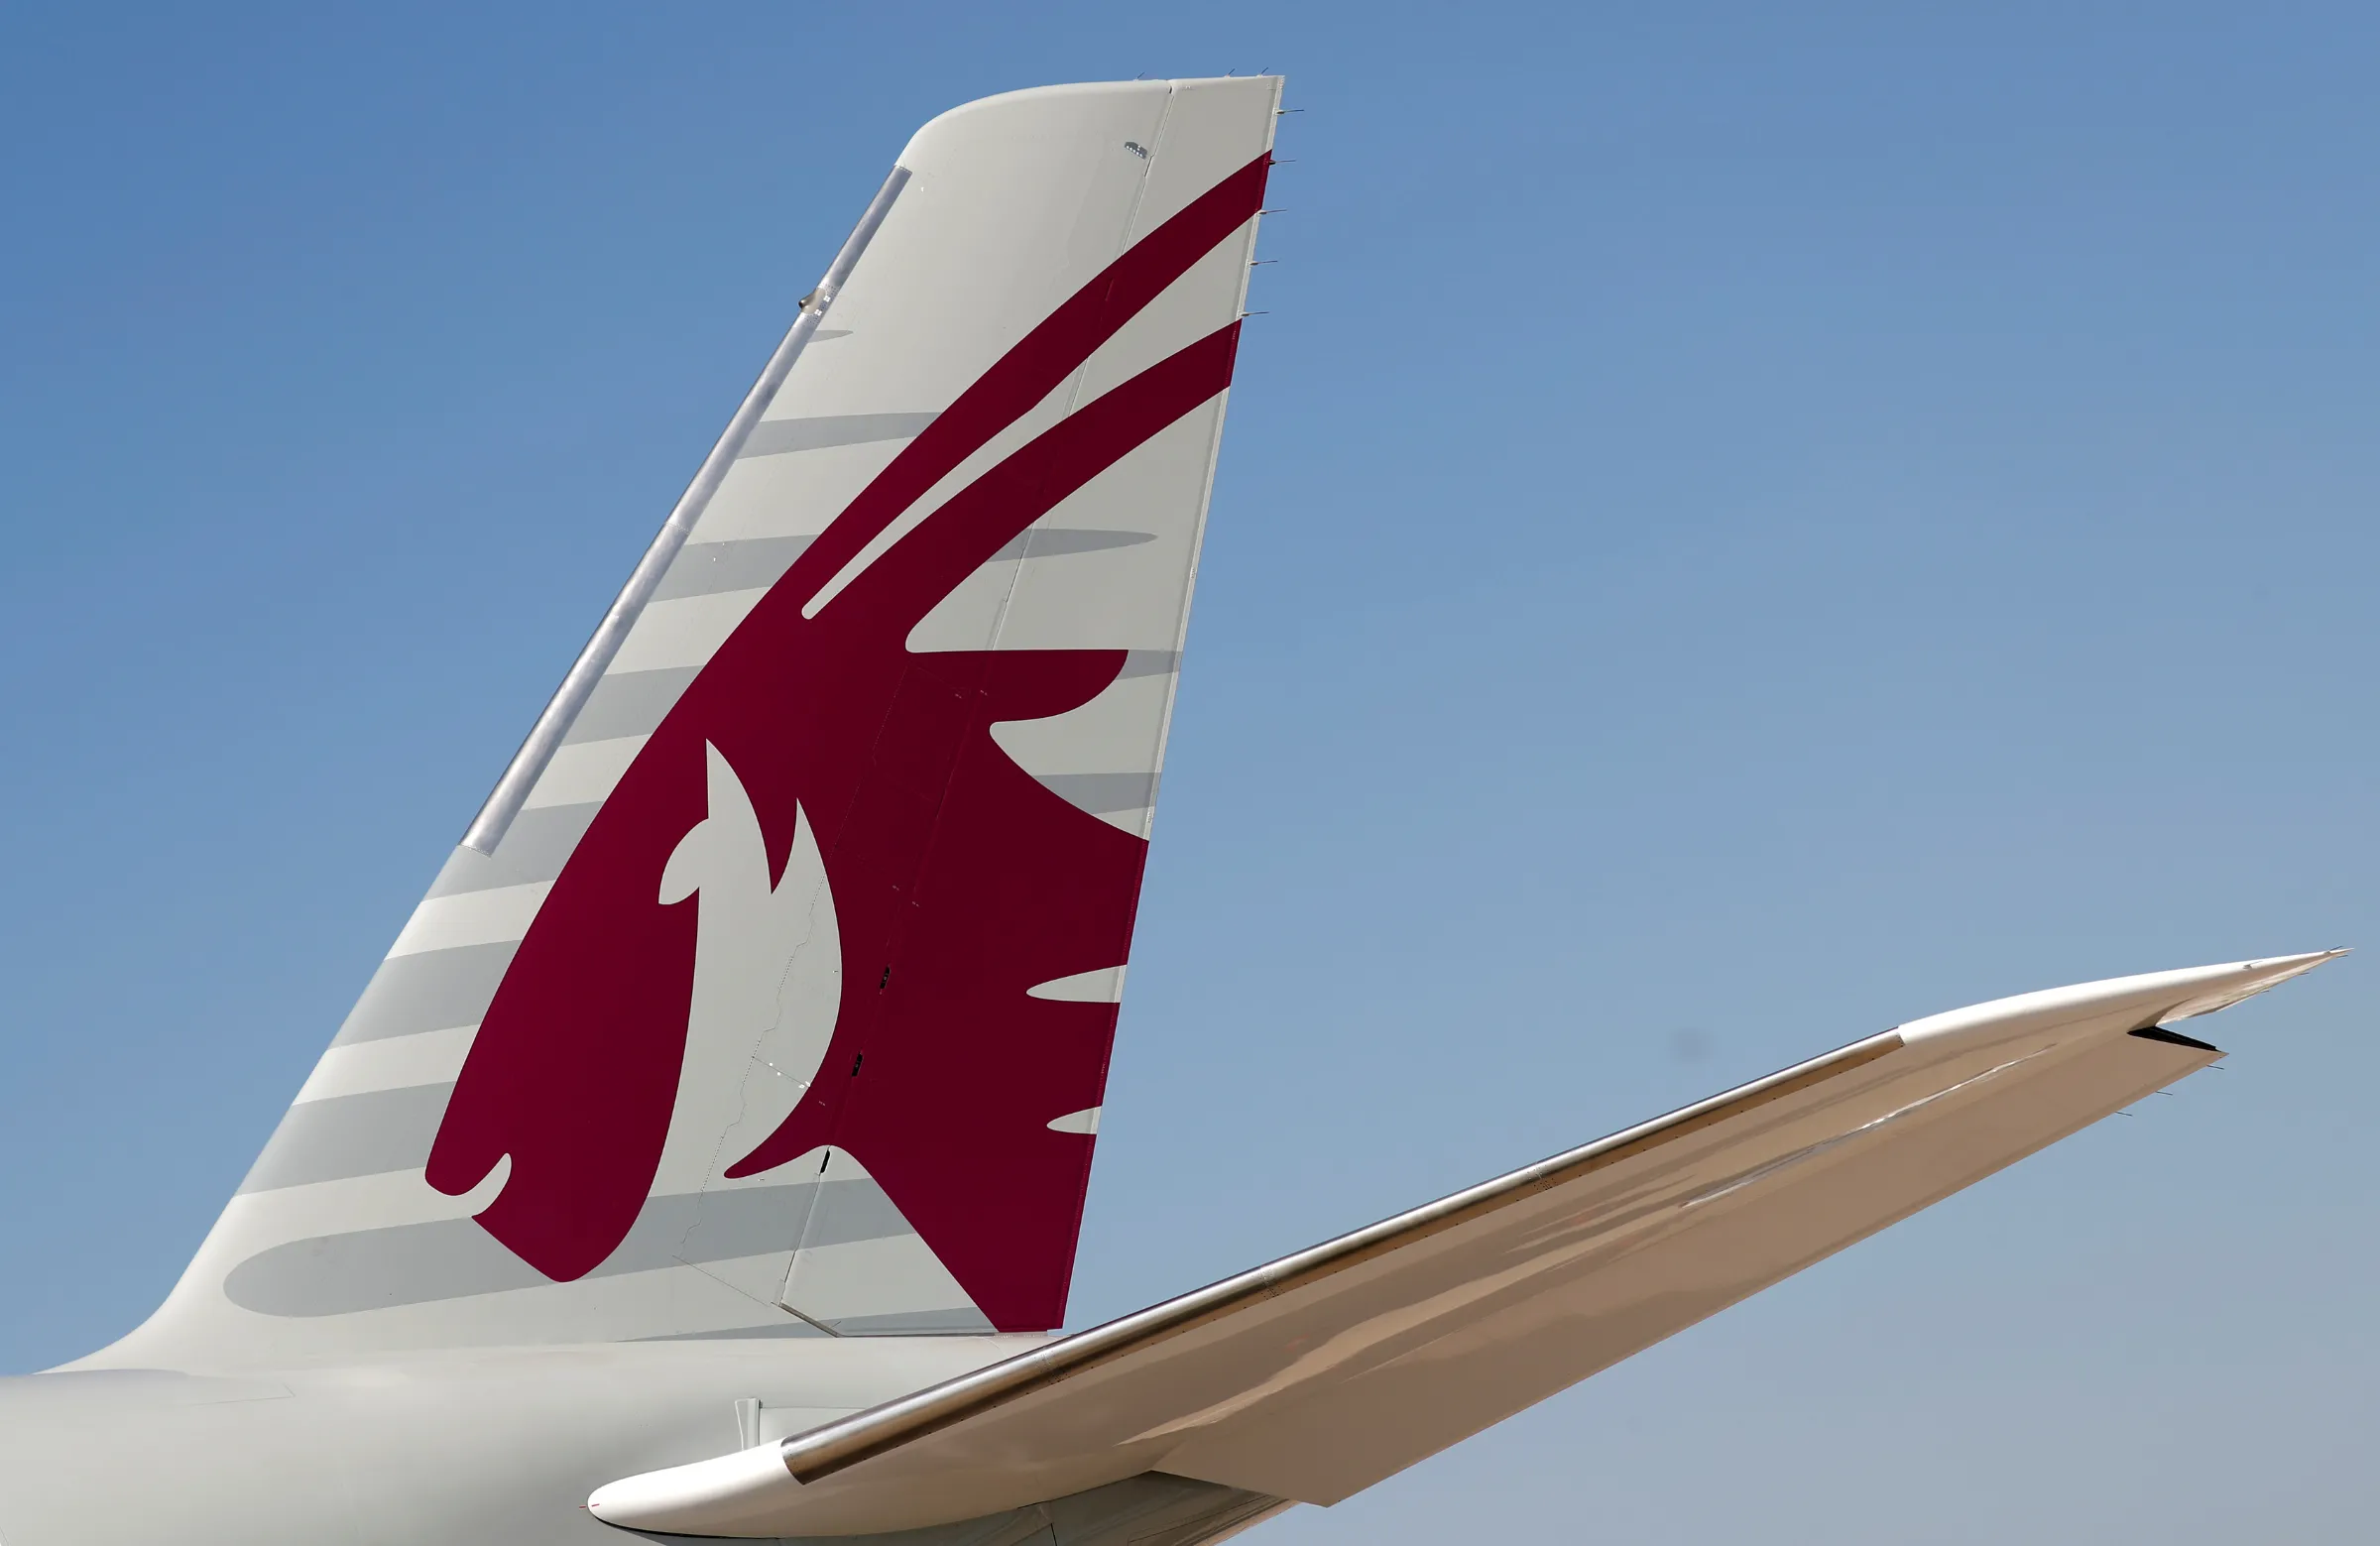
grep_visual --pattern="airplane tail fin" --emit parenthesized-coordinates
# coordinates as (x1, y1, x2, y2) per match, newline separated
(104, 75, 1279, 1366)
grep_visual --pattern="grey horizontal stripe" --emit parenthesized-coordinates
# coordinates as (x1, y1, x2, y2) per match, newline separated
(224, 1180, 911, 1317)
(826, 1307, 998, 1336)
(424, 806, 596, 898)
(642, 1321, 827, 1342)
(1118, 649, 1180, 679)
(989, 528, 1156, 561)
(238, 1083, 452, 1193)
(650, 528, 1151, 608)
(654, 535, 813, 601)
(651, 1309, 1007, 1344)
(562, 666, 697, 745)
(332, 942, 516, 1046)
(738, 412, 936, 459)
(1037, 772, 1159, 815)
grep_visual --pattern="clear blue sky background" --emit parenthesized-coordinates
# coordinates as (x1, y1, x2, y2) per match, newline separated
(2, 4, 2374, 1540)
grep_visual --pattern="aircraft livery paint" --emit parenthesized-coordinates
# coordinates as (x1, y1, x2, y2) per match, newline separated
(424, 154, 1272, 1333)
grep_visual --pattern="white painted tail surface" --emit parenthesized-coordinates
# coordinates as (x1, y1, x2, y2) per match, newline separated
(92, 76, 1280, 1368)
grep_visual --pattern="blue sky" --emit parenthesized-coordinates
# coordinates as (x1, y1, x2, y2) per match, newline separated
(3, 3, 2375, 1540)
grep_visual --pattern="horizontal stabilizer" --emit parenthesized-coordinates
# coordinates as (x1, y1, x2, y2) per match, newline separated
(589, 951, 2340, 1537)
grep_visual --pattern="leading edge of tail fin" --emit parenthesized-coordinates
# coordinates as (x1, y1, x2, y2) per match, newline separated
(101, 76, 1281, 1367)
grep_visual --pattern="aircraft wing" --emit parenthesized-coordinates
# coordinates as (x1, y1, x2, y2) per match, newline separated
(589, 951, 2338, 1537)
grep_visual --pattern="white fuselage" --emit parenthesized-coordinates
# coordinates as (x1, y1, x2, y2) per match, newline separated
(0, 1336, 1033, 1544)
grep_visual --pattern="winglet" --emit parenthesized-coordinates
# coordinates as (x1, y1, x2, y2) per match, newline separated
(1897, 949, 2347, 1053)
(2163, 949, 2347, 1020)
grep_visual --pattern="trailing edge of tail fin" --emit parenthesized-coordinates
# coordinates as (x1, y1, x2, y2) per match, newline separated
(98, 76, 1281, 1368)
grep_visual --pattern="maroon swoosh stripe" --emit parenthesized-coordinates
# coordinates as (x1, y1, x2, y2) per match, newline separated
(792, 152, 1271, 601)
(825, 320, 1248, 628)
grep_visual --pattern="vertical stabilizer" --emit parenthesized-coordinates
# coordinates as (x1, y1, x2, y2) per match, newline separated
(98, 75, 1280, 1367)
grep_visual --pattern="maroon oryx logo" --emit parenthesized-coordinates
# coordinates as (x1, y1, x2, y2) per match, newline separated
(425, 154, 1269, 1333)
